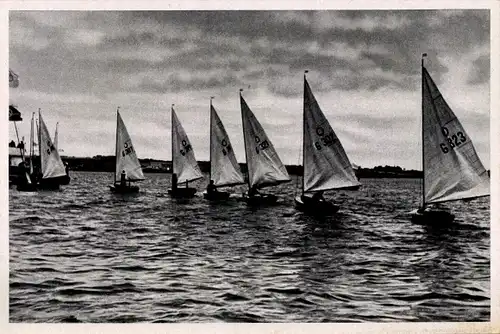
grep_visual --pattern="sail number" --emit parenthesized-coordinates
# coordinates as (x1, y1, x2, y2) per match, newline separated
(314, 127, 336, 150)
(439, 126, 466, 154)
(122, 141, 135, 157)
(254, 135, 269, 154)
(46, 140, 56, 155)
(180, 139, 192, 156)
(221, 138, 233, 156)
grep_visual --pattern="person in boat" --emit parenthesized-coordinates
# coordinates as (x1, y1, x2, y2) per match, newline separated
(302, 190, 325, 203)
(207, 179, 218, 195)
(17, 140, 24, 150)
(248, 186, 261, 197)
(120, 170, 127, 187)
(172, 173, 178, 191)
(9, 140, 16, 147)
(312, 191, 325, 202)
(16, 161, 31, 187)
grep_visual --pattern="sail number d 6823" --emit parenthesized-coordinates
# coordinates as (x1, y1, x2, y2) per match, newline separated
(439, 126, 466, 154)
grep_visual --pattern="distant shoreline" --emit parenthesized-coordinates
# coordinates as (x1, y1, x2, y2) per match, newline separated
(58, 155, 424, 179)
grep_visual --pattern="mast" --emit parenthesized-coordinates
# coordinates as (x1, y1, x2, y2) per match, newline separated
(54, 122, 59, 149)
(114, 107, 120, 184)
(171, 104, 175, 182)
(302, 70, 308, 195)
(209, 97, 214, 182)
(29, 112, 34, 174)
(421, 53, 427, 208)
(38, 109, 41, 172)
(240, 88, 251, 191)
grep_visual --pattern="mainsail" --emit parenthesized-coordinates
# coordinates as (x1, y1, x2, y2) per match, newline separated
(210, 103, 245, 187)
(115, 110, 145, 181)
(38, 111, 66, 179)
(240, 93, 290, 189)
(172, 107, 203, 184)
(422, 66, 489, 204)
(303, 76, 360, 193)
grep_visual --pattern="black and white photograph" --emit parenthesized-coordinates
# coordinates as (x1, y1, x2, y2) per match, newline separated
(5, 1, 498, 332)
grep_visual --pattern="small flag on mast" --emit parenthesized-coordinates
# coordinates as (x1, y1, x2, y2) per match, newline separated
(9, 69, 19, 88)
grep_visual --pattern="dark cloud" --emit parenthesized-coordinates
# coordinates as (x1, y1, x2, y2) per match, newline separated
(467, 54, 490, 85)
(137, 73, 244, 93)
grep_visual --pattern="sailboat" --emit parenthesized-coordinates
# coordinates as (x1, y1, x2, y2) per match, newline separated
(410, 54, 489, 223)
(109, 108, 145, 193)
(295, 71, 361, 214)
(15, 111, 36, 192)
(240, 89, 291, 205)
(52, 122, 70, 185)
(204, 97, 245, 201)
(37, 109, 67, 190)
(168, 105, 204, 198)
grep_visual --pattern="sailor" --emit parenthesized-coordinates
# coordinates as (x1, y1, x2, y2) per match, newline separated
(172, 173, 178, 191)
(120, 170, 126, 187)
(312, 191, 325, 202)
(248, 186, 260, 197)
(207, 180, 217, 194)
(9, 140, 16, 147)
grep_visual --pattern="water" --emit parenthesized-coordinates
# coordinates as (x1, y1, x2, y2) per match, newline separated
(9, 172, 490, 322)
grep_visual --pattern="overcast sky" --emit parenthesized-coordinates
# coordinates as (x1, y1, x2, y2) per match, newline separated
(8, 9, 491, 169)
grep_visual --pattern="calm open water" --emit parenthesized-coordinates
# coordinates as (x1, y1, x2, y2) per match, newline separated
(9, 171, 490, 322)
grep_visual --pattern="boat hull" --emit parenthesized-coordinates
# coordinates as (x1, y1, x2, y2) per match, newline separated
(109, 184, 140, 193)
(243, 193, 278, 206)
(203, 191, 230, 201)
(294, 195, 340, 215)
(168, 187, 197, 198)
(37, 178, 61, 190)
(52, 174, 70, 185)
(16, 183, 38, 192)
(410, 208, 455, 224)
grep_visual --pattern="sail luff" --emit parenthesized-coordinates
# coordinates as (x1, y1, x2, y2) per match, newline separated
(302, 72, 306, 195)
(422, 65, 489, 204)
(240, 91, 251, 190)
(114, 108, 119, 183)
(240, 92, 291, 190)
(210, 101, 245, 188)
(115, 110, 145, 182)
(209, 98, 213, 182)
(171, 107, 204, 184)
(39, 111, 66, 179)
(302, 77, 360, 193)
(421, 55, 426, 207)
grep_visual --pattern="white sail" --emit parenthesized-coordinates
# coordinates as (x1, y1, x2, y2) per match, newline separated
(240, 94, 290, 189)
(115, 111, 145, 181)
(172, 108, 203, 184)
(422, 67, 489, 204)
(39, 112, 66, 179)
(303, 78, 361, 193)
(210, 104, 245, 187)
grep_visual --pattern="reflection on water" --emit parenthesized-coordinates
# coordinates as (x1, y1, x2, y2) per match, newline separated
(9, 172, 489, 322)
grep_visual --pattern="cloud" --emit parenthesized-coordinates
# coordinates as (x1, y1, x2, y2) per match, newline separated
(467, 54, 490, 85)
(8, 10, 490, 170)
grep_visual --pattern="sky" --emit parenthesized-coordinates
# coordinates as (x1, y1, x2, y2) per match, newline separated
(8, 8, 491, 170)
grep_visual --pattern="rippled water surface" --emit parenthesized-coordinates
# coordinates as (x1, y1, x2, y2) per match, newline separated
(9, 172, 490, 322)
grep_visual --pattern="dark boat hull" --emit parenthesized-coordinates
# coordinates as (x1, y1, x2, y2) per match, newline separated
(52, 174, 70, 185)
(16, 183, 38, 192)
(243, 193, 278, 205)
(109, 184, 140, 193)
(410, 208, 455, 224)
(294, 195, 340, 215)
(203, 191, 230, 201)
(37, 178, 61, 190)
(168, 187, 197, 198)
